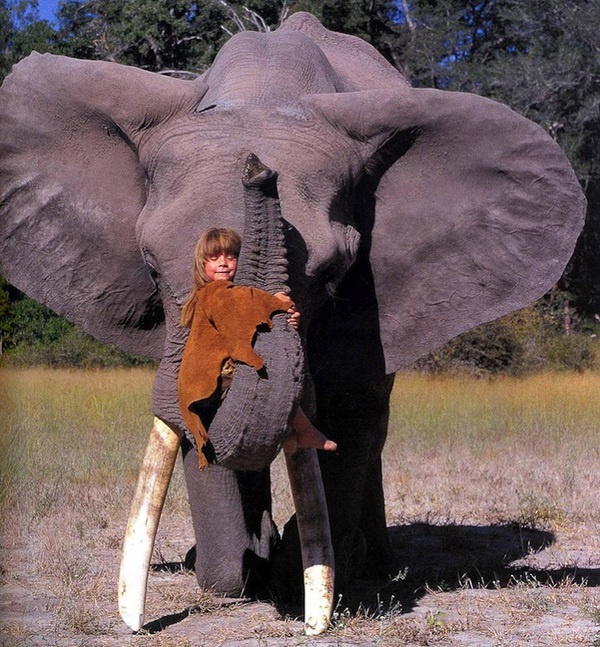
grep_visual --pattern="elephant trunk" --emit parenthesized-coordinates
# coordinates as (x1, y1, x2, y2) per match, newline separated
(206, 154, 303, 471)
(235, 153, 290, 294)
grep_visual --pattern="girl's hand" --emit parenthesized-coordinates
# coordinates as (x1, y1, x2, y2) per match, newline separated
(274, 292, 300, 329)
(287, 307, 300, 329)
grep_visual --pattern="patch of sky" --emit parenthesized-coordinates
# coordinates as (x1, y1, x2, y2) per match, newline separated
(10, 0, 60, 27)
(38, 0, 59, 23)
(389, 0, 406, 25)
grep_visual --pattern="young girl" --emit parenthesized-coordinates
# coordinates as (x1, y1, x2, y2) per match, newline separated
(178, 227, 336, 464)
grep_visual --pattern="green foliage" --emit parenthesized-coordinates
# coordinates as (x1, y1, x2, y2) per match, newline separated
(0, 278, 11, 341)
(546, 334, 596, 374)
(8, 297, 73, 346)
(0, 0, 63, 80)
(55, 0, 299, 73)
(4, 327, 157, 368)
(56, 0, 230, 71)
(0, 280, 72, 350)
(52, 0, 404, 73)
(0, 280, 155, 368)
(418, 294, 597, 377)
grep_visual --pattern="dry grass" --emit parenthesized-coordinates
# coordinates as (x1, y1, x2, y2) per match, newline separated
(0, 367, 599, 646)
(385, 372, 600, 530)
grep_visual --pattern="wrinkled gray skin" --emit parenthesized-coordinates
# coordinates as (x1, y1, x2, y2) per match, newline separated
(0, 13, 585, 597)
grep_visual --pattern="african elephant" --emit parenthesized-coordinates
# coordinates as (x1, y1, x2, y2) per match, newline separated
(0, 10, 585, 635)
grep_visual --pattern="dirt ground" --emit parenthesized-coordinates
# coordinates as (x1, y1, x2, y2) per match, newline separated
(1, 482, 599, 646)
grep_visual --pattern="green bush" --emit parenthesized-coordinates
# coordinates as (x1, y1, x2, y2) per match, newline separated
(546, 335, 596, 372)
(8, 297, 74, 346)
(3, 328, 157, 369)
(0, 281, 157, 368)
(417, 298, 598, 377)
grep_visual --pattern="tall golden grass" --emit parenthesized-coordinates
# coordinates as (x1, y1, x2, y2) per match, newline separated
(389, 371, 600, 447)
(1, 368, 152, 484)
(2, 366, 598, 530)
(0, 367, 191, 533)
(384, 371, 600, 530)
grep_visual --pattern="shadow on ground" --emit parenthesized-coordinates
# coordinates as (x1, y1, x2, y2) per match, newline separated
(145, 521, 600, 631)
(342, 522, 600, 616)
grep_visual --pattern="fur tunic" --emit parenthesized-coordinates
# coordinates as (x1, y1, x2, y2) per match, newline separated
(178, 280, 288, 466)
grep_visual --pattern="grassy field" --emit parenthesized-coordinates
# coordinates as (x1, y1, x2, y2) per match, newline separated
(385, 372, 600, 529)
(0, 367, 599, 646)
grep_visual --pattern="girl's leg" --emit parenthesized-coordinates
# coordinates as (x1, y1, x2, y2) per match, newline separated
(284, 407, 337, 453)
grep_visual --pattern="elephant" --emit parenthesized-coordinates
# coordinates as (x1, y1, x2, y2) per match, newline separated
(0, 10, 585, 635)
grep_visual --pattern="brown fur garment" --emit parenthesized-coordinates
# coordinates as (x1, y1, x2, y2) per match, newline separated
(178, 280, 287, 465)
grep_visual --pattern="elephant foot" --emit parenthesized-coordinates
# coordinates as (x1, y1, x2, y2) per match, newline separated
(186, 544, 274, 599)
(190, 546, 273, 598)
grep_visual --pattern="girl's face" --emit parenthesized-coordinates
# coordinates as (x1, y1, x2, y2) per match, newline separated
(204, 251, 238, 282)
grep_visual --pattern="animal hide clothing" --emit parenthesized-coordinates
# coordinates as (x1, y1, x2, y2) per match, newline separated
(178, 280, 289, 467)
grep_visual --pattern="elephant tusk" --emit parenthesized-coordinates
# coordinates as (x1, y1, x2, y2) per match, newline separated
(118, 417, 181, 631)
(285, 449, 335, 636)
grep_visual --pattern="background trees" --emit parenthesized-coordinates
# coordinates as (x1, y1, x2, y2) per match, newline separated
(1, 0, 598, 370)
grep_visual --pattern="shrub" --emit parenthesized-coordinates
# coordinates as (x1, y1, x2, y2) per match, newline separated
(417, 298, 597, 377)
(546, 334, 596, 372)
(2, 328, 157, 369)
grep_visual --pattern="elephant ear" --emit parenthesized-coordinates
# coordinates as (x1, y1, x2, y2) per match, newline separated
(307, 87, 586, 372)
(0, 53, 207, 357)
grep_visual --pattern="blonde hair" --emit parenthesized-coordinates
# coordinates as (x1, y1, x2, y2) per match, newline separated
(180, 228, 242, 327)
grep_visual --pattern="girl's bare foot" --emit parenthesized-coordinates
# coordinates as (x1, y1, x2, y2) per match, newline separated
(283, 431, 337, 454)
(284, 407, 338, 454)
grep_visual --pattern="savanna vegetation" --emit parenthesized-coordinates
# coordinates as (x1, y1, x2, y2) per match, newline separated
(1, 0, 599, 374)
(1, 367, 599, 644)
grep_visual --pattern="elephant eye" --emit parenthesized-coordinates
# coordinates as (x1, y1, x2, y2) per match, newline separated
(196, 104, 216, 114)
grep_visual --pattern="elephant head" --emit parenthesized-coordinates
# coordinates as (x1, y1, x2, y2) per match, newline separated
(0, 10, 585, 635)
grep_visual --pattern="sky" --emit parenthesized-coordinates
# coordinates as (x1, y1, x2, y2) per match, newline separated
(37, 0, 60, 24)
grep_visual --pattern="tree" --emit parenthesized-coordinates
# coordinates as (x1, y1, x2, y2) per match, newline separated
(1, 0, 61, 80)
(56, 0, 227, 71)
(55, 0, 298, 72)
(53, 0, 406, 73)
(0, 280, 72, 350)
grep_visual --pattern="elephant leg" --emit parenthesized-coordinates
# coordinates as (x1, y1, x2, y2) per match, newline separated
(360, 451, 392, 576)
(306, 261, 396, 585)
(182, 441, 278, 596)
(339, 383, 394, 580)
(317, 386, 394, 587)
